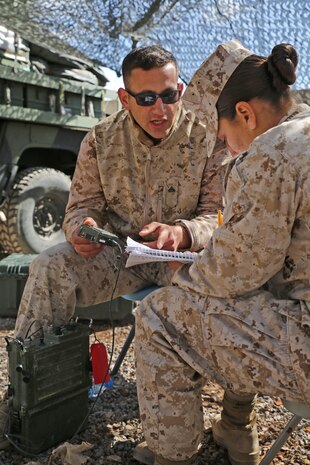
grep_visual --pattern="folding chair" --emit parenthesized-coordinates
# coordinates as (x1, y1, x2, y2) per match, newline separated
(259, 400, 310, 465)
(110, 285, 160, 376)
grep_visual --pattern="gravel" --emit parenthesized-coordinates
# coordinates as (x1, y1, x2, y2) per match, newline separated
(0, 315, 308, 465)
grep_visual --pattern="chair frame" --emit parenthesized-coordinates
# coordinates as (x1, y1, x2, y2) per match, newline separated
(259, 400, 310, 465)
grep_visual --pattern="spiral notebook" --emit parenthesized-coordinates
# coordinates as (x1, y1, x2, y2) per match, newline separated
(125, 237, 196, 267)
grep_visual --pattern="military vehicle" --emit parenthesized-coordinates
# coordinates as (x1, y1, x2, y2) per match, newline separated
(0, 26, 120, 254)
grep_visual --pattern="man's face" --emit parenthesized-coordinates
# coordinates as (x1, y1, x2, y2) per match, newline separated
(118, 63, 183, 140)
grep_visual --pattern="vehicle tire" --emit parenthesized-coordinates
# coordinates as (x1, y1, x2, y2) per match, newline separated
(0, 167, 71, 254)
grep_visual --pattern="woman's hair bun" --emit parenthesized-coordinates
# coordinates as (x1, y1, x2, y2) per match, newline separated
(267, 43, 298, 91)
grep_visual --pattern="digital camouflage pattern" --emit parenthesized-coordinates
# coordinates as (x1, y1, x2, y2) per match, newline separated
(174, 104, 310, 300)
(15, 100, 226, 336)
(135, 40, 310, 461)
(64, 105, 225, 250)
(182, 39, 253, 159)
(14, 241, 175, 336)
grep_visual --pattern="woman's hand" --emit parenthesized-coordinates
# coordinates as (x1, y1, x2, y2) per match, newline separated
(168, 261, 184, 271)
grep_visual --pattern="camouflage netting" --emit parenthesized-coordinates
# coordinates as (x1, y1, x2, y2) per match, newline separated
(0, 0, 309, 88)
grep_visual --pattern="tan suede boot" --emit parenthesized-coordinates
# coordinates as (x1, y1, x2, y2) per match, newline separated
(212, 391, 260, 465)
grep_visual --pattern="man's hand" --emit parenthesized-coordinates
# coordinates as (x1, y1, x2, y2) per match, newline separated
(71, 217, 104, 257)
(139, 222, 191, 250)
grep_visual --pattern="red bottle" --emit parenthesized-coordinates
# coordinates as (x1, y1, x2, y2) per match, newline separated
(91, 342, 110, 384)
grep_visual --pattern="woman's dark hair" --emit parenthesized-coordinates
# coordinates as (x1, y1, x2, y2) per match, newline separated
(122, 45, 178, 87)
(217, 43, 298, 120)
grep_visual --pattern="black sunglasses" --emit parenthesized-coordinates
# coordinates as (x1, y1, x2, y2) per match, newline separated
(125, 88, 181, 106)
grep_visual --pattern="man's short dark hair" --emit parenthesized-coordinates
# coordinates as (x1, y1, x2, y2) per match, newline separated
(122, 45, 178, 86)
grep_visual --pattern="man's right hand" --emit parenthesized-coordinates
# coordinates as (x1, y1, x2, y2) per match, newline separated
(139, 221, 191, 250)
(71, 217, 104, 257)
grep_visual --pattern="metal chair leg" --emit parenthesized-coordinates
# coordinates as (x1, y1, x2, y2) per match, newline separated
(259, 414, 302, 465)
(110, 323, 135, 376)
(110, 285, 160, 377)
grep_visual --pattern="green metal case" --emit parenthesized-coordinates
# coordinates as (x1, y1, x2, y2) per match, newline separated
(7, 322, 90, 455)
(0, 253, 133, 320)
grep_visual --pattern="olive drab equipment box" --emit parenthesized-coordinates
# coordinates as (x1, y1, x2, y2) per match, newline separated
(0, 253, 37, 317)
(0, 252, 133, 320)
(6, 322, 90, 455)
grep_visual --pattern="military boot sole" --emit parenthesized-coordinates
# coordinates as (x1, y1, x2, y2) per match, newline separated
(133, 441, 155, 465)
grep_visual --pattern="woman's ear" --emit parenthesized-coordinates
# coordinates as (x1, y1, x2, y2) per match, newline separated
(235, 101, 257, 130)
(118, 88, 129, 110)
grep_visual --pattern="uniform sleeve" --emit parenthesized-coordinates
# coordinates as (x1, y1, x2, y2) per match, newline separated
(173, 150, 298, 297)
(175, 141, 228, 251)
(63, 128, 107, 242)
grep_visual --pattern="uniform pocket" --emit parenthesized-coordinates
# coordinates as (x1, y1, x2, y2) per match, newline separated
(201, 295, 299, 398)
(164, 177, 179, 208)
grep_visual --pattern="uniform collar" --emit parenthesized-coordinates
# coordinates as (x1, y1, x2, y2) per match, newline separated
(278, 102, 309, 125)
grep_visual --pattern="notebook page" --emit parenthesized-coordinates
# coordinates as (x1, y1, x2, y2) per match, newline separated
(125, 237, 196, 268)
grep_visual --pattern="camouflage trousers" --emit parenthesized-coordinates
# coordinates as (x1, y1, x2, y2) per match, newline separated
(135, 286, 310, 461)
(14, 241, 173, 338)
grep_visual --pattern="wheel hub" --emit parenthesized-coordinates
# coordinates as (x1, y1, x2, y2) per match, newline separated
(33, 197, 63, 237)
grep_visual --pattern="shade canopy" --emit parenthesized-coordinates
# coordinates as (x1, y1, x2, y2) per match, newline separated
(0, 0, 309, 88)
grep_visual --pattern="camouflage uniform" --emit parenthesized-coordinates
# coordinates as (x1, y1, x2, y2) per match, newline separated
(135, 40, 310, 461)
(15, 104, 225, 336)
